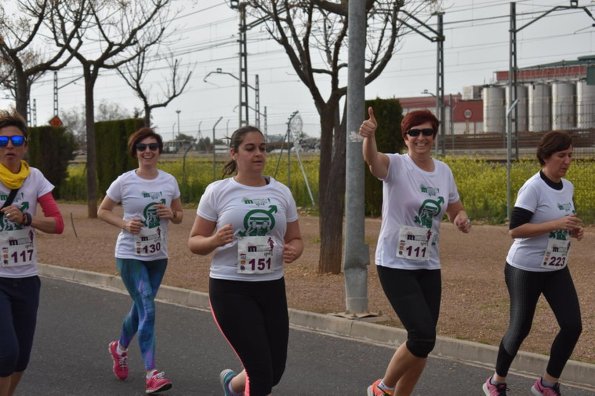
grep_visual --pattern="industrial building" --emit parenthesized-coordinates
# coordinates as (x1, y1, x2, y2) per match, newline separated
(399, 55, 595, 136)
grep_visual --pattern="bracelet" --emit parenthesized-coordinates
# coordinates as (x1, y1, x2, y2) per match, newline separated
(23, 212, 32, 226)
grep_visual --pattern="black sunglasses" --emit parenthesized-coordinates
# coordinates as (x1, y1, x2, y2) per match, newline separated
(407, 128, 434, 137)
(0, 135, 26, 147)
(136, 143, 159, 152)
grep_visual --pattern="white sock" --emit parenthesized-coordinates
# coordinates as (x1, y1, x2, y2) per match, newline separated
(146, 369, 157, 379)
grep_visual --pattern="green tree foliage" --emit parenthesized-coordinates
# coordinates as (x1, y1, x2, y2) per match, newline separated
(95, 118, 144, 196)
(27, 125, 76, 199)
(364, 98, 404, 216)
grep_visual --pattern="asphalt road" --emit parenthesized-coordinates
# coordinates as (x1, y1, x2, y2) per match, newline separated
(15, 278, 595, 396)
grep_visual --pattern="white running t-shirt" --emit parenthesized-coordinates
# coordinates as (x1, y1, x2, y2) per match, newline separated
(197, 177, 298, 282)
(375, 153, 460, 270)
(106, 169, 180, 261)
(506, 172, 575, 272)
(0, 167, 54, 278)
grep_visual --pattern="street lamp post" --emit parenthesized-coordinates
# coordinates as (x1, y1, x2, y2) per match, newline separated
(176, 110, 181, 139)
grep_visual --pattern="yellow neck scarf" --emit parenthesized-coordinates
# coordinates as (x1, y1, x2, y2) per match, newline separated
(0, 160, 30, 189)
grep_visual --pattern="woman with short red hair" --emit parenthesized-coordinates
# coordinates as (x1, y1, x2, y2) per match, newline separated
(360, 108, 471, 396)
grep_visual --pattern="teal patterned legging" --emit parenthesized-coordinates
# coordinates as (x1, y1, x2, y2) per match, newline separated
(116, 258, 167, 371)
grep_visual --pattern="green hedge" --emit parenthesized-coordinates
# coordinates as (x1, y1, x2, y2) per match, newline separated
(27, 125, 76, 199)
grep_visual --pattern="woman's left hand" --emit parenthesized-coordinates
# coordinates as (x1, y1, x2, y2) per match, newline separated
(156, 203, 175, 219)
(570, 226, 584, 241)
(454, 215, 471, 233)
(283, 243, 299, 264)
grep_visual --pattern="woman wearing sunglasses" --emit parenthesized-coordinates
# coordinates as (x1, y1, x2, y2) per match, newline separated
(0, 110, 64, 396)
(98, 127, 183, 394)
(360, 108, 471, 396)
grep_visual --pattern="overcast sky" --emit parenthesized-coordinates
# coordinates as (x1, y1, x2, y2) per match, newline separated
(2, 0, 594, 140)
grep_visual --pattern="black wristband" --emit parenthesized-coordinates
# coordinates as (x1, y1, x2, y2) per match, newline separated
(23, 212, 32, 226)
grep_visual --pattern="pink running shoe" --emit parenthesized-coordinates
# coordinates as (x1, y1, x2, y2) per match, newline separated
(108, 341, 128, 381)
(145, 370, 172, 394)
(482, 377, 508, 395)
(367, 379, 394, 396)
(531, 378, 561, 396)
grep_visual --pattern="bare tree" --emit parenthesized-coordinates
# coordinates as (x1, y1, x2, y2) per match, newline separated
(50, 0, 172, 218)
(246, 0, 431, 273)
(117, 48, 193, 127)
(0, 0, 81, 122)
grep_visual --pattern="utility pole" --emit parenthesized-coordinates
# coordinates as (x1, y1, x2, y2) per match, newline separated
(212, 116, 223, 181)
(176, 110, 181, 139)
(238, 2, 249, 127)
(398, 9, 445, 155)
(436, 12, 445, 155)
(343, 0, 369, 316)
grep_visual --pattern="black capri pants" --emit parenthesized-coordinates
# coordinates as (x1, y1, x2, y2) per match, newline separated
(496, 263, 582, 378)
(209, 277, 289, 396)
(377, 266, 441, 358)
(0, 276, 41, 377)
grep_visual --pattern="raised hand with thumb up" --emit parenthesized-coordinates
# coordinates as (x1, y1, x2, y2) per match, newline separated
(359, 106, 378, 139)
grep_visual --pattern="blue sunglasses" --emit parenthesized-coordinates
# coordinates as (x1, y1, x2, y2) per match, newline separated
(0, 135, 26, 147)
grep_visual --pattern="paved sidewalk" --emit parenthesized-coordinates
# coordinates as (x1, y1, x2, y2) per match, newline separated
(39, 263, 595, 390)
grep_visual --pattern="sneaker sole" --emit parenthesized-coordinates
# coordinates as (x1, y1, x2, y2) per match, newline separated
(146, 383, 172, 394)
(530, 385, 542, 396)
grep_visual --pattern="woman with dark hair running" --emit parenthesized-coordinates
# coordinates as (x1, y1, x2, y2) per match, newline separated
(0, 110, 64, 396)
(188, 126, 303, 396)
(360, 108, 471, 396)
(98, 127, 183, 394)
(482, 131, 583, 396)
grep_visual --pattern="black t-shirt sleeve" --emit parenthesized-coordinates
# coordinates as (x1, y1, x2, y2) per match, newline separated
(509, 206, 534, 230)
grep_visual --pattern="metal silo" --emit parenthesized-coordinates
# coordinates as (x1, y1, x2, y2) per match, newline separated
(482, 86, 505, 133)
(528, 83, 551, 132)
(506, 85, 528, 132)
(552, 81, 576, 130)
(577, 80, 595, 129)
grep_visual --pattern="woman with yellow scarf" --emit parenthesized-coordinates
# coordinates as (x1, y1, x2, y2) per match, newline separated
(0, 110, 64, 396)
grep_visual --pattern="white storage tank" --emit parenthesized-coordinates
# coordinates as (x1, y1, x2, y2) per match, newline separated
(482, 86, 505, 133)
(506, 85, 528, 132)
(528, 83, 551, 132)
(577, 80, 595, 129)
(552, 81, 576, 130)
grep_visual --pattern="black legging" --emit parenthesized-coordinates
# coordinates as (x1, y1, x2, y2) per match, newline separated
(377, 266, 441, 358)
(496, 263, 582, 378)
(209, 277, 288, 396)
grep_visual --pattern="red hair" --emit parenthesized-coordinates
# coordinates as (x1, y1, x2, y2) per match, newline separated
(400, 110, 439, 139)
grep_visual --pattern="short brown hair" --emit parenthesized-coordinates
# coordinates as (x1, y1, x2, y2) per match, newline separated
(127, 127, 163, 157)
(536, 131, 572, 166)
(0, 110, 27, 139)
(400, 110, 439, 140)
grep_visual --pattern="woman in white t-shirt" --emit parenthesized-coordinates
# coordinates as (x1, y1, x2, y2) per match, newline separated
(188, 126, 303, 396)
(98, 127, 183, 395)
(360, 108, 471, 396)
(0, 110, 64, 396)
(482, 131, 584, 396)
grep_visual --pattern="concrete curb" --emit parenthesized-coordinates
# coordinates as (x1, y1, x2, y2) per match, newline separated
(38, 264, 595, 389)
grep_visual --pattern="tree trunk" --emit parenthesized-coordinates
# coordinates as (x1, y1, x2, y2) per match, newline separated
(144, 105, 151, 127)
(83, 65, 98, 218)
(317, 102, 346, 274)
(15, 69, 29, 123)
